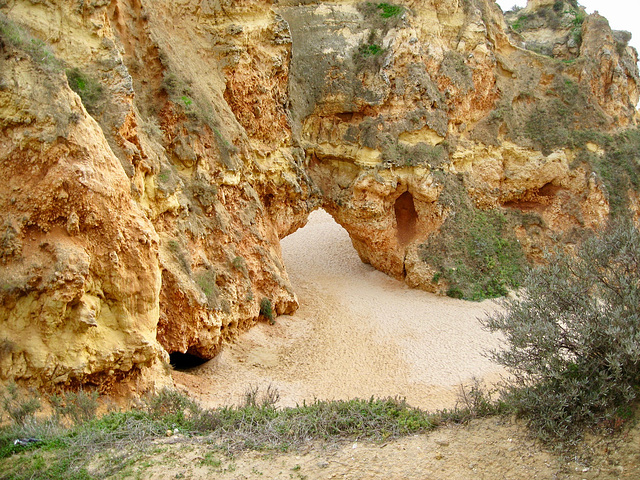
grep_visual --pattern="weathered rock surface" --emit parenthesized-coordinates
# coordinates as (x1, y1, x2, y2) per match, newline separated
(287, 0, 638, 291)
(0, 0, 638, 389)
(0, 44, 166, 389)
(0, 0, 315, 389)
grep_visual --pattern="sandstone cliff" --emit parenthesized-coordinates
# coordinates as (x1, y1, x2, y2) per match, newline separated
(284, 0, 639, 298)
(0, 0, 316, 389)
(0, 0, 638, 389)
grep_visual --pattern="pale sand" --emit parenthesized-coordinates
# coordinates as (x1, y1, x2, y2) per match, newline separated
(174, 209, 505, 410)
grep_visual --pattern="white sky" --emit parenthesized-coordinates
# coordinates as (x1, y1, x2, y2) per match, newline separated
(494, 0, 640, 55)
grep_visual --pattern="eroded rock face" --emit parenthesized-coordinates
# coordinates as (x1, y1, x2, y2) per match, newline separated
(0, 46, 166, 388)
(282, 0, 639, 295)
(0, 0, 638, 388)
(0, 0, 315, 389)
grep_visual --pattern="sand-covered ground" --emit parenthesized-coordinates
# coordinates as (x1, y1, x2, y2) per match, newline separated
(174, 209, 504, 410)
(138, 416, 640, 480)
(151, 210, 639, 479)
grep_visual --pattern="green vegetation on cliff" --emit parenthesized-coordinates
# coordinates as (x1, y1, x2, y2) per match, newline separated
(418, 120, 640, 302)
(65, 68, 105, 115)
(580, 127, 640, 219)
(509, 0, 584, 40)
(0, 13, 58, 70)
(522, 77, 609, 154)
(419, 175, 527, 301)
(354, 2, 405, 72)
(259, 297, 275, 325)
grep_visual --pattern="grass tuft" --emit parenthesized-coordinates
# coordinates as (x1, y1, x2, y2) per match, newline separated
(376, 3, 403, 18)
(358, 43, 383, 57)
(259, 298, 275, 325)
(0, 14, 59, 70)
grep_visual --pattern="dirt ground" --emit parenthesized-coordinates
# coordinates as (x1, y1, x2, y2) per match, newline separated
(124, 414, 640, 480)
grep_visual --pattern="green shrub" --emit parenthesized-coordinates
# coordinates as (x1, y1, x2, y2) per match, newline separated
(195, 269, 219, 308)
(0, 13, 23, 46)
(570, 24, 582, 46)
(570, 8, 586, 27)
(259, 297, 275, 325)
(1, 383, 41, 426)
(144, 388, 201, 428)
(376, 3, 403, 18)
(567, 126, 640, 220)
(511, 13, 531, 32)
(483, 221, 640, 441)
(591, 127, 640, 218)
(0, 451, 93, 480)
(521, 77, 604, 154)
(0, 14, 59, 70)
(50, 390, 99, 426)
(355, 2, 403, 71)
(454, 379, 509, 421)
(161, 71, 217, 127)
(359, 2, 404, 24)
(65, 68, 105, 115)
(242, 384, 280, 409)
(358, 43, 383, 57)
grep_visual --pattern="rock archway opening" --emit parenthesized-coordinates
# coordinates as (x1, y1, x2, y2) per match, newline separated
(169, 351, 208, 370)
(280, 208, 362, 281)
(174, 208, 504, 410)
(394, 191, 418, 245)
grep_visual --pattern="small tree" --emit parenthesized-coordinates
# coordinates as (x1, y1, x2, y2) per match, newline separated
(483, 221, 640, 440)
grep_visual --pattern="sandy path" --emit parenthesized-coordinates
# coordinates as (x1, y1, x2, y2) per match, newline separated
(174, 210, 504, 410)
(140, 416, 640, 480)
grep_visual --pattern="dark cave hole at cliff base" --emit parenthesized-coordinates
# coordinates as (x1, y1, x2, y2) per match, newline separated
(169, 351, 208, 370)
(394, 191, 418, 245)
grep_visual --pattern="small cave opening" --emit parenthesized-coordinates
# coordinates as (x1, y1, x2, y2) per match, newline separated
(394, 191, 418, 245)
(169, 351, 208, 371)
(539, 182, 561, 197)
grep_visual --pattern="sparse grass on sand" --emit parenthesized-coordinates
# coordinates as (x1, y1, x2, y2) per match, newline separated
(0, 384, 505, 479)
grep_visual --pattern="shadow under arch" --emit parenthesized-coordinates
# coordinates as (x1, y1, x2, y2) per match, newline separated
(394, 191, 418, 246)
